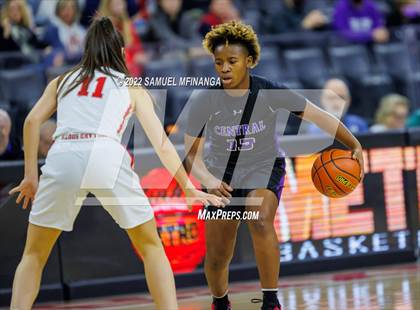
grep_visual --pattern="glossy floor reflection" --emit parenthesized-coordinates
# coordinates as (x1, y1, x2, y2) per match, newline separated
(33, 262, 419, 310)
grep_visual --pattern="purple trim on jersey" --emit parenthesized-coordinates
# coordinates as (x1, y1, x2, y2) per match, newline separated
(276, 174, 286, 201)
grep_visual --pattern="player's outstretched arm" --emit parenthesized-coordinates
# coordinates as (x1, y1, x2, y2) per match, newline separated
(130, 87, 225, 209)
(301, 100, 364, 180)
(9, 78, 59, 209)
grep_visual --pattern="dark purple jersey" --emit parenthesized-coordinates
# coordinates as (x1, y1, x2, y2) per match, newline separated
(185, 75, 307, 168)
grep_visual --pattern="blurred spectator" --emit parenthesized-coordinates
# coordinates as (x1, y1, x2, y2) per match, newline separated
(386, 0, 420, 25)
(98, 0, 148, 76)
(36, 0, 60, 25)
(333, 0, 390, 43)
(0, 108, 23, 160)
(81, 0, 139, 27)
(0, 109, 12, 157)
(147, 0, 201, 51)
(42, 0, 86, 67)
(132, 0, 156, 38)
(370, 94, 409, 132)
(0, 0, 47, 61)
(38, 119, 56, 158)
(406, 108, 420, 127)
(266, 0, 329, 34)
(36, 0, 85, 25)
(198, 0, 240, 37)
(305, 79, 369, 134)
(400, 0, 420, 22)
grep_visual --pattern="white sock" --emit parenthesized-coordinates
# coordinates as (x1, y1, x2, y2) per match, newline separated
(262, 288, 278, 292)
(213, 289, 229, 299)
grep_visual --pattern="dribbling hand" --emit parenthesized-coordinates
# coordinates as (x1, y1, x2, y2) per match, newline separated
(352, 147, 365, 181)
(9, 176, 38, 210)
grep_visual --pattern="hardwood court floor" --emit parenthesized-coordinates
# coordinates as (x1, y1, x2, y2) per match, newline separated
(31, 262, 420, 310)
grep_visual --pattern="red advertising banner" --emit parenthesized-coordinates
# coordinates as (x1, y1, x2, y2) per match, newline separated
(140, 168, 205, 273)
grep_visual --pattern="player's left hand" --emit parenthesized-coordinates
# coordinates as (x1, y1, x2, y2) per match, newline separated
(351, 147, 364, 181)
(9, 176, 38, 209)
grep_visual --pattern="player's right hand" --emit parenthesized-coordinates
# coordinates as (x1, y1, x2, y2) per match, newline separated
(184, 188, 226, 210)
(352, 146, 365, 181)
(9, 176, 38, 210)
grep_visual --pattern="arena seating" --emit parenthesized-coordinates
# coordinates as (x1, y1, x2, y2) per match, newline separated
(142, 53, 188, 85)
(2, 26, 420, 131)
(284, 47, 330, 89)
(374, 43, 420, 108)
(328, 45, 395, 119)
(189, 55, 217, 78)
(251, 46, 287, 83)
(0, 65, 45, 108)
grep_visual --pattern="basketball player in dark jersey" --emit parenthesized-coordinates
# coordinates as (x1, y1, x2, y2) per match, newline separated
(184, 21, 364, 310)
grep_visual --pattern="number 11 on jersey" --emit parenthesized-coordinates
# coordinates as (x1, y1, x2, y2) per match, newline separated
(77, 77, 107, 98)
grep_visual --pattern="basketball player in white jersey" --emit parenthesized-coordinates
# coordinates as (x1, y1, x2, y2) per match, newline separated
(8, 17, 224, 310)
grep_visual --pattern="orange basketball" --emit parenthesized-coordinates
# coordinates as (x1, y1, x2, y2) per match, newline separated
(311, 149, 361, 198)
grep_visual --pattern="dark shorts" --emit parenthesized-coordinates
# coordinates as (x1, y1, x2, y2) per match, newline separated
(204, 157, 286, 214)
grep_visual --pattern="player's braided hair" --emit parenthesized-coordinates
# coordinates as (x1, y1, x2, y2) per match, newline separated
(202, 20, 260, 67)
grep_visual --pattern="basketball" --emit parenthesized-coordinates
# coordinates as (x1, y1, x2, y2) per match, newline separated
(311, 149, 361, 198)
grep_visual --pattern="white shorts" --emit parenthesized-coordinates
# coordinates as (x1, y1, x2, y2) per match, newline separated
(29, 137, 154, 231)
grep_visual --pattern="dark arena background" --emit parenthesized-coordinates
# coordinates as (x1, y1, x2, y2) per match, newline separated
(1, 0, 420, 309)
